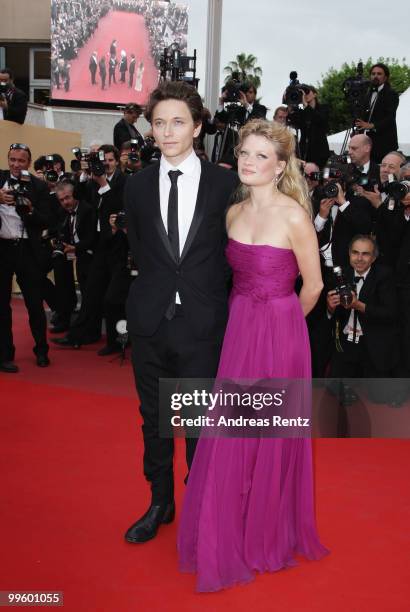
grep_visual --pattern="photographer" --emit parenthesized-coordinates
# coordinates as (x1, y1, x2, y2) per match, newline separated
(347, 134, 379, 186)
(327, 236, 399, 404)
(288, 85, 330, 168)
(53, 145, 126, 353)
(51, 181, 96, 332)
(113, 103, 144, 151)
(119, 140, 143, 175)
(0, 143, 50, 372)
(0, 68, 28, 125)
(354, 63, 399, 164)
(313, 172, 373, 272)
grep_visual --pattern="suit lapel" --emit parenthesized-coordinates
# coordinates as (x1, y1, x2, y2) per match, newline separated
(180, 160, 209, 262)
(151, 164, 178, 263)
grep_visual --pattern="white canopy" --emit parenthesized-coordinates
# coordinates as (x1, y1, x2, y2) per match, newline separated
(327, 87, 410, 155)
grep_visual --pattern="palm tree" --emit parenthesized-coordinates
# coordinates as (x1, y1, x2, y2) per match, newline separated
(223, 53, 263, 90)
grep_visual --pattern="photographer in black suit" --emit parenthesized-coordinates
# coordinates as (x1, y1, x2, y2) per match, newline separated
(288, 86, 330, 168)
(113, 103, 144, 151)
(0, 68, 28, 125)
(51, 181, 95, 333)
(124, 81, 239, 543)
(53, 145, 126, 353)
(355, 63, 399, 164)
(0, 144, 50, 372)
(347, 134, 379, 186)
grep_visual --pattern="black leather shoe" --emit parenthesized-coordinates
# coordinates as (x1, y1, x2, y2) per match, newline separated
(49, 323, 70, 334)
(36, 354, 50, 368)
(51, 337, 81, 349)
(98, 344, 122, 356)
(0, 361, 19, 373)
(124, 501, 175, 543)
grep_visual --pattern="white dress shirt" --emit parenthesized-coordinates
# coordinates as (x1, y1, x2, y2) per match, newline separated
(159, 149, 201, 304)
(314, 201, 351, 267)
(0, 177, 28, 239)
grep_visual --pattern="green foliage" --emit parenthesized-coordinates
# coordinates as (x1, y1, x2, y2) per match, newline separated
(317, 57, 410, 134)
(223, 53, 263, 90)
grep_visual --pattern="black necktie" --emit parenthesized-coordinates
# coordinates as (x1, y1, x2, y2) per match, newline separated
(352, 277, 364, 343)
(167, 170, 182, 260)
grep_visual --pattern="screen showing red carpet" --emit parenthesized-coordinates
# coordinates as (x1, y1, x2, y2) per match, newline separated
(50, 0, 189, 106)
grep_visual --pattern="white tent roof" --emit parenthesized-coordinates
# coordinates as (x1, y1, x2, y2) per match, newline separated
(327, 87, 410, 155)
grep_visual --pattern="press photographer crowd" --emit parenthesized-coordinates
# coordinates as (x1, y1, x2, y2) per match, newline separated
(0, 61, 409, 405)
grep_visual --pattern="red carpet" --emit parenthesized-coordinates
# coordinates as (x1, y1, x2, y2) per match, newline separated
(1, 299, 410, 611)
(52, 11, 158, 105)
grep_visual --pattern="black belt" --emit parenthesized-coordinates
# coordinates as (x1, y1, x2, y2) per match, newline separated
(0, 237, 29, 245)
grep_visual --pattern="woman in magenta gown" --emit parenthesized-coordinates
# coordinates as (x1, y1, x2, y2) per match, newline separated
(178, 119, 329, 592)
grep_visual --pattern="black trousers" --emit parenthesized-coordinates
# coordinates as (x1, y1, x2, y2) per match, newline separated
(130, 310, 223, 505)
(0, 238, 48, 362)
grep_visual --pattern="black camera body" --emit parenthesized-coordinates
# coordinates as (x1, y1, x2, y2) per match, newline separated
(8, 171, 32, 217)
(44, 155, 59, 183)
(0, 81, 11, 99)
(284, 71, 310, 108)
(70, 148, 106, 176)
(333, 266, 354, 307)
(128, 139, 140, 163)
(50, 233, 66, 258)
(139, 137, 161, 166)
(342, 62, 371, 121)
(115, 210, 127, 230)
(381, 179, 410, 201)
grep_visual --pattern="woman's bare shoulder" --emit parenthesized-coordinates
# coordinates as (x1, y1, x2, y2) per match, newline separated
(226, 200, 246, 222)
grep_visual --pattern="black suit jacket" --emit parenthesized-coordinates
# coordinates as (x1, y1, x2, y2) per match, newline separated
(330, 264, 399, 372)
(314, 194, 373, 268)
(59, 199, 96, 257)
(125, 160, 239, 338)
(363, 83, 399, 163)
(0, 170, 50, 261)
(290, 103, 330, 168)
(3, 87, 28, 124)
(113, 118, 144, 151)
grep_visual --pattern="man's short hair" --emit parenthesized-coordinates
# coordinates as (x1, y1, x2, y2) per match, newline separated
(383, 150, 406, 165)
(273, 105, 288, 118)
(124, 103, 141, 114)
(34, 155, 46, 171)
(99, 144, 120, 162)
(55, 180, 75, 195)
(400, 163, 410, 178)
(52, 153, 65, 172)
(8, 143, 31, 161)
(0, 67, 13, 79)
(370, 63, 390, 80)
(349, 234, 379, 258)
(145, 81, 203, 125)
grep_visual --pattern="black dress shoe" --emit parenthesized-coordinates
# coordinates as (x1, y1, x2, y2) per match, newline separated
(0, 361, 19, 373)
(51, 337, 81, 349)
(36, 354, 50, 368)
(97, 344, 122, 356)
(124, 501, 175, 543)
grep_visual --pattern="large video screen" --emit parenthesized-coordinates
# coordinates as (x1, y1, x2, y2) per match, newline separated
(50, 0, 188, 106)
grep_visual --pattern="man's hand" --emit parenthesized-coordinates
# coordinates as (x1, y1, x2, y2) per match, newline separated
(34, 170, 45, 180)
(327, 290, 340, 314)
(360, 185, 382, 209)
(20, 197, 33, 212)
(92, 173, 108, 187)
(109, 213, 118, 233)
(239, 90, 248, 107)
(334, 182, 347, 206)
(355, 119, 374, 130)
(119, 152, 128, 171)
(0, 188, 16, 205)
(319, 198, 334, 219)
(63, 243, 75, 254)
(0, 97, 8, 110)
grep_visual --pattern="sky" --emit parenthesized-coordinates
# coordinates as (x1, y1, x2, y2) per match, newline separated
(182, 0, 409, 118)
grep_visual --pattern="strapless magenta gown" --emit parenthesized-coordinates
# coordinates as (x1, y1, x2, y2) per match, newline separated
(177, 239, 328, 592)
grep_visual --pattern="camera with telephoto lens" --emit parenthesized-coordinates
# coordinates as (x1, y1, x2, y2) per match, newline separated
(284, 71, 310, 107)
(342, 61, 371, 121)
(44, 155, 59, 183)
(70, 148, 106, 175)
(0, 80, 11, 99)
(222, 77, 248, 104)
(8, 170, 32, 217)
(139, 137, 161, 166)
(333, 266, 354, 307)
(380, 179, 410, 201)
(115, 210, 127, 230)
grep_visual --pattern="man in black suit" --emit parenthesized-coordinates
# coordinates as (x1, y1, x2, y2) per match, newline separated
(347, 134, 379, 187)
(89, 52, 98, 85)
(288, 86, 330, 168)
(119, 51, 127, 83)
(108, 56, 117, 86)
(51, 181, 96, 332)
(113, 103, 144, 151)
(128, 54, 136, 88)
(0, 68, 28, 125)
(0, 144, 50, 372)
(355, 63, 399, 164)
(124, 81, 239, 543)
(53, 145, 126, 352)
(99, 57, 106, 90)
(327, 234, 399, 378)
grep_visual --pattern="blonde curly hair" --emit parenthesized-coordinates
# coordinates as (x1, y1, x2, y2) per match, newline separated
(234, 119, 312, 216)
